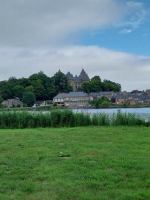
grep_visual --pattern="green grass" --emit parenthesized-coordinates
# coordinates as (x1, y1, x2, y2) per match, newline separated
(0, 127, 150, 200)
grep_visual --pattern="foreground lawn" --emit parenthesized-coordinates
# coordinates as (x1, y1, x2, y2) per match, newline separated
(0, 127, 150, 200)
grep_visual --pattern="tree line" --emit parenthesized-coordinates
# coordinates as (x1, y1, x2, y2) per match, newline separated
(0, 71, 72, 103)
(79, 76, 121, 93)
(0, 71, 121, 104)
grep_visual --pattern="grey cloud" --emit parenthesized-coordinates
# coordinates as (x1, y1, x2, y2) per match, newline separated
(1, 0, 149, 48)
(1, 0, 150, 92)
(15, 50, 35, 58)
(0, 0, 125, 47)
(1, 46, 150, 91)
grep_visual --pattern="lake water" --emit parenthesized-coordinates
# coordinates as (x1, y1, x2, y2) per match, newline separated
(8, 107, 149, 121)
(72, 108, 150, 121)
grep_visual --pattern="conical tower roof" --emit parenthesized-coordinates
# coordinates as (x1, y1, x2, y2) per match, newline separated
(66, 72, 73, 78)
(79, 68, 90, 81)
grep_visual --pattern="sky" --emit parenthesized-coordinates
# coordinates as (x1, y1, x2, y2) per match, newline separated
(0, 0, 150, 91)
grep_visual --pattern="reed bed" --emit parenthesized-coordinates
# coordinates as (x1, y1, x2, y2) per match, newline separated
(0, 110, 149, 129)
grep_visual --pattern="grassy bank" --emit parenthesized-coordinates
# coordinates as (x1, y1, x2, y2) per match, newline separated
(0, 106, 60, 112)
(0, 104, 150, 112)
(0, 110, 149, 129)
(0, 127, 150, 200)
(109, 105, 150, 109)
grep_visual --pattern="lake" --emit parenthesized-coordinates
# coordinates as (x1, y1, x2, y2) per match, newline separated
(7, 107, 150, 121)
(72, 108, 150, 121)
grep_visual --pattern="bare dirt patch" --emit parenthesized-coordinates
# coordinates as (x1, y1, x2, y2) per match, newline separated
(1, 165, 7, 167)
(107, 168, 114, 171)
(60, 157, 70, 159)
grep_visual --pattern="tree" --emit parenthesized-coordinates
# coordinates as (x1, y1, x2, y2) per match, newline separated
(32, 79, 47, 100)
(101, 101, 109, 108)
(91, 75, 101, 82)
(90, 80, 102, 92)
(99, 96, 109, 104)
(25, 85, 34, 93)
(103, 80, 121, 92)
(66, 84, 73, 93)
(82, 76, 102, 93)
(8, 76, 17, 84)
(45, 82, 56, 99)
(0, 103, 5, 108)
(1, 84, 14, 100)
(111, 96, 116, 103)
(29, 71, 49, 88)
(89, 99, 100, 108)
(22, 92, 35, 107)
(90, 96, 110, 108)
(52, 71, 73, 93)
(17, 78, 30, 88)
(81, 82, 91, 93)
(29, 73, 39, 83)
(0, 95, 3, 103)
(13, 85, 25, 100)
(77, 87, 83, 92)
(36, 71, 49, 87)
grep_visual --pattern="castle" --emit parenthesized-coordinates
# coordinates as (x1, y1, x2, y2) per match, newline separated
(66, 69, 90, 91)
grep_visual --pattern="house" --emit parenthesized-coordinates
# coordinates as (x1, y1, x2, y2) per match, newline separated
(143, 100, 150, 105)
(146, 89, 150, 94)
(99, 91, 114, 100)
(53, 92, 90, 108)
(131, 90, 139, 94)
(126, 99, 136, 105)
(116, 95, 126, 105)
(134, 98, 144, 105)
(64, 92, 89, 108)
(89, 93, 101, 100)
(53, 93, 67, 106)
(2, 97, 23, 108)
(89, 91, 114, 101)
(35, 101, 45, 106)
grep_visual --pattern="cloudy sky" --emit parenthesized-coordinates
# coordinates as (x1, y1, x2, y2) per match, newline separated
(0, 0, 150, 91)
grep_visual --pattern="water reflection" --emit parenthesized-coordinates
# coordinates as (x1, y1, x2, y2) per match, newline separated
(72, 108, 150, 121)
(24, 107, 150, 121)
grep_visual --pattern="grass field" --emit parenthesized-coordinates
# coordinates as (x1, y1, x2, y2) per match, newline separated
(0, 127, 150, 200)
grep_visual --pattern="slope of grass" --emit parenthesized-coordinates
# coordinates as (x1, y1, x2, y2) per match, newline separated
(0, 127, 150, 200)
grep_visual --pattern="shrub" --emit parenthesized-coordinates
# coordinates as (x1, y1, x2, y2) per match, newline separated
(0, 103, 5, 108)
(101, 101, 109, 108)
(53, 102, 57, 107)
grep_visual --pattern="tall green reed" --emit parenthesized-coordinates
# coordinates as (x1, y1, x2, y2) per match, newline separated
(0, 110, 149, 129)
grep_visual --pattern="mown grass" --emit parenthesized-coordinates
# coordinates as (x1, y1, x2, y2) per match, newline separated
(0, 110, 149, 129)
(0, 127, 150, 200)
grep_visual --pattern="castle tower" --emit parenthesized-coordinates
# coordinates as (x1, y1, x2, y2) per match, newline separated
(66, 72, 73, 78)
(67, 69, 90, 92)
(79, 68, 90, 81)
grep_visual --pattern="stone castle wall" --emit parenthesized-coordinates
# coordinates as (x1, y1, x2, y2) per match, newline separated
(67, 69, 90, 92)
